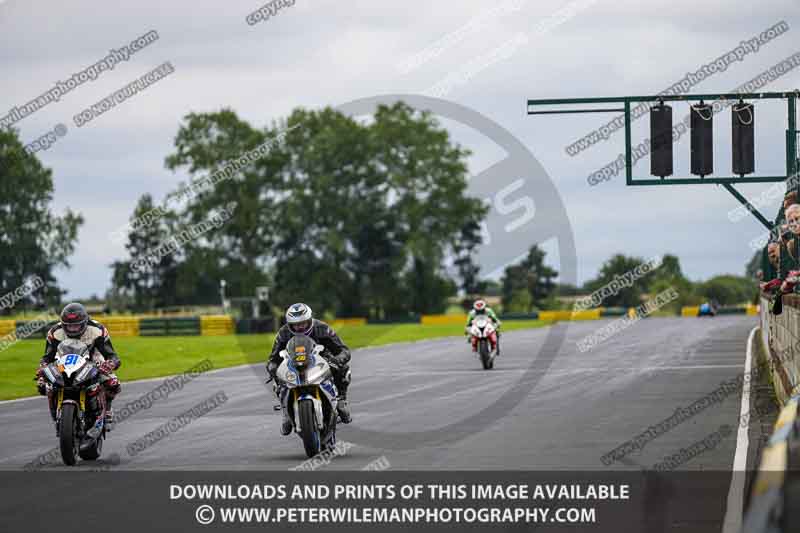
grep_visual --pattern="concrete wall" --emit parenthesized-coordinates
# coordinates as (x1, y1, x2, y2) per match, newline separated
(759, 295, 800, 405)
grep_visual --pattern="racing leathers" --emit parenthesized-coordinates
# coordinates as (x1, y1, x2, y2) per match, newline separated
(37, 319, 121, 421)
(267, 319, 352, 426)
(465, 308, 502, 354)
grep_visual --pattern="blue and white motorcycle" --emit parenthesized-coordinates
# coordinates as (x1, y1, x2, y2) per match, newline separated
(41, 339, 109, 466)
(272, 335, 339, 457)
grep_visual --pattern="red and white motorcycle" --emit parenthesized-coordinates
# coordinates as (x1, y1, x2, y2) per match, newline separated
(469, 316, 498, 370)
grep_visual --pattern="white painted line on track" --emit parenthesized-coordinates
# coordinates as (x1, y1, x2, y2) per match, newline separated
(721, 325, 756, 533)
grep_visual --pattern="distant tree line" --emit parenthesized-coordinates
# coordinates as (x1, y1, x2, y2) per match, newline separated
(498, 250, 758, 314)
(108, 104, 487, 318)
(0, 107, 760, 318)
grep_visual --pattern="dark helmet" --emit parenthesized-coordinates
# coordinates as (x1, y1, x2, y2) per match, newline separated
(286, 335, 316, 369)
(60, 302, 89, 338)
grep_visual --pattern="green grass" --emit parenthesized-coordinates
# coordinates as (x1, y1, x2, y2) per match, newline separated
(0, 320, 548, 400)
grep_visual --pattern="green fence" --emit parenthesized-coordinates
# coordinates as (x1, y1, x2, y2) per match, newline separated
(139, 317, 201, 336)
(14, 320, 58, 339)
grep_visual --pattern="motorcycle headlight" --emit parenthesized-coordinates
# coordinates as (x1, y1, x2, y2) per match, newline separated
(44, 366, 57, 383)
(73, 365, 95, 385)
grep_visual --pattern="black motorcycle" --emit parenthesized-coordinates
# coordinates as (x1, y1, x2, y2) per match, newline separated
(40, 339, 109, 466)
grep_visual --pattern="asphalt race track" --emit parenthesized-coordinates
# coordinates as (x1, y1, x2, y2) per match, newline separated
(0, 315, 759, 473)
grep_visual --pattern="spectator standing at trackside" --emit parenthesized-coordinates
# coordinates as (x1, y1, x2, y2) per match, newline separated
(778, 204, 800, 294)
(784, 191, 798, 212)
(760, 242, 781, 293)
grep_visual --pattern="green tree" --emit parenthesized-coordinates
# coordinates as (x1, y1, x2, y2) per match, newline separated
(505, 289, 532, 313)
(584, 254, 654, 308)
(656, 254, 684, 281)
(453, 220, 486, 296)
(697, 275, 757, 305)
(164, 103, 486, 316)
(108, 194, 178, 311)
(482, 279, 502, 297)
(500, 245, 558, 311)
(0, 129, 82, 311)
(646, 254, 697, 313)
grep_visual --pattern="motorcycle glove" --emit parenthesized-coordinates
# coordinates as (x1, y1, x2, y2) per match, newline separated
(98, 360, 116, 375)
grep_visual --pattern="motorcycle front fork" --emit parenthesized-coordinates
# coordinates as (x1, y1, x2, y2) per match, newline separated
(49, 388, 103, 435)
(471, 333, 498, 351)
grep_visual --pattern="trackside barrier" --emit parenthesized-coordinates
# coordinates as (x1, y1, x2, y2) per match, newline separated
(14, 320, 58, 339)
(422, 310, 603, 325)
(235, 318, 275, 334)
(680, 305, 756, 317)
(200, 315, 234, 336)
(140, 317, 201, 336)
(599, 307, 628, 317)
(743, 295, 800, 531)
(498, 312, 540, 320)
(330, 318, 367, 328)
(367, 315, 420, 324)
(421, 314, 468, 326)
(742, 394, 800, 532)
(0, 320, 15, 336)
(99, 317, 140, 337)
(538, 309, 601, 321)
(759, 294, 800, 406)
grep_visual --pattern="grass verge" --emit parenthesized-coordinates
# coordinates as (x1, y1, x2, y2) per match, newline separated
(0, 320, 548, 400)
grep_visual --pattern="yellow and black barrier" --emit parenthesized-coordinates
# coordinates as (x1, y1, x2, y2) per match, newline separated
(742, 394, 800, 532)
(0, 320, 17, 337)
(200, 315, 235, 336)
(5, 304, 722, 340)
(744, 296, 800, 531)
(422, 308, 606, 325)
(680, 304, 758, 317)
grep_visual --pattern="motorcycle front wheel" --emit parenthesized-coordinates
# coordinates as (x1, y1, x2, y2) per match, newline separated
(479, 339, 492, 370)
(59, 403, 78, 466)
(298, 399, 321, 458)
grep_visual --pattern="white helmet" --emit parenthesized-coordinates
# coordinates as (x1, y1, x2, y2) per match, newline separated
(286, 303, 313, 335)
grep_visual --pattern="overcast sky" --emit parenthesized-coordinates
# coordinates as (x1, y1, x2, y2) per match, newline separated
(2, 0, 799, 299)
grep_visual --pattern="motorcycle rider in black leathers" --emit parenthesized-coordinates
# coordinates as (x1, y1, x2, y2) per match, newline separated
(35, 303, 121, 428)
(267, 303, 352, 435)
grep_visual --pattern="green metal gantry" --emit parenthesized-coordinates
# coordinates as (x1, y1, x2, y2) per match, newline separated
(527, 91, 800, 230)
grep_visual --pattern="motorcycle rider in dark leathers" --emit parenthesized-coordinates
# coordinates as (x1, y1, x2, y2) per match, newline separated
(35, 303, 121, 428)
(267, 303, 352, 435)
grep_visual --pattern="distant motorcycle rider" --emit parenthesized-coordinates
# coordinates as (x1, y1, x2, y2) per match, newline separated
(35, 303, 121, 427)
(267, 303, 352, 435)
(465, 299, 502, 354)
